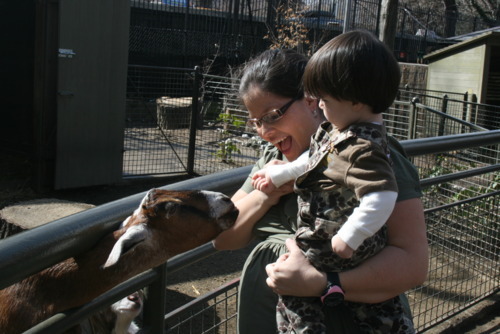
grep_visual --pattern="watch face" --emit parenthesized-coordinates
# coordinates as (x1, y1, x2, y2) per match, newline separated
(323, 291, 344, 307)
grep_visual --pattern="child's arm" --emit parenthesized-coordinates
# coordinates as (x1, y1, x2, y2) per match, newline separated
(252, 151, 309, 193)
(333, 190, 397, 258)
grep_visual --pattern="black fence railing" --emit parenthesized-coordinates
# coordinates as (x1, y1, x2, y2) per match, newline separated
(1, 131, 499, 333)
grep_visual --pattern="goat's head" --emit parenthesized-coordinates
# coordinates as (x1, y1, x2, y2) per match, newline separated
(111, 290, 143, 318)
(103, 189, 238, 268)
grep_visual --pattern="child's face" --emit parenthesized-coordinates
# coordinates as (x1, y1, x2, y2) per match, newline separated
(318, 95, 361, 131)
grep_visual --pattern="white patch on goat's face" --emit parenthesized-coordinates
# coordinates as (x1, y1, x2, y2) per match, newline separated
(111, 291, 143, 333)
(111, 292, 143, 318)
(200, 190, 232, 218)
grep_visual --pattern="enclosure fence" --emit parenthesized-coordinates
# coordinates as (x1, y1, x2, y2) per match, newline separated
(1, 132, 498, 333)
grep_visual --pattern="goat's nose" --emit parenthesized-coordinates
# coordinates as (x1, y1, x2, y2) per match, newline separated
(201, 191, 235, 216)
(128, 294, 138, 302)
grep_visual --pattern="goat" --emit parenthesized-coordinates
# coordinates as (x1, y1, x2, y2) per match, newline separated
(80, 291, 143, 334)
(109, 291, 143, 334)
(0, 189, 238, 334)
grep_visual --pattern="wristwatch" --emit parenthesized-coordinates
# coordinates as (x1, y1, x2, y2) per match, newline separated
(320, 272, 345, 307)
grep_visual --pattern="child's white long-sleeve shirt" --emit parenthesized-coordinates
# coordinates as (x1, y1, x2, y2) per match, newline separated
(266, 150, 309, 188)
(337, 190, 397, 250)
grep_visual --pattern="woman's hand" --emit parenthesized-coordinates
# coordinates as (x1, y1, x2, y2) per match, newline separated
(265, 198, 428, 303)
(265, 238, 327, 297)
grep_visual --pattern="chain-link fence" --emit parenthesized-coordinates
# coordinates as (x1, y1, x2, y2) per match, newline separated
(124, 66, 500, 178)
(125, 65, 198, 177)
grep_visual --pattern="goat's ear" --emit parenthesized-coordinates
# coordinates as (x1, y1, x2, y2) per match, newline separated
(103, 225, 150, 268)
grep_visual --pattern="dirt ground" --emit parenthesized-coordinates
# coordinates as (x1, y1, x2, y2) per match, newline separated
(1, 152, 498, 333)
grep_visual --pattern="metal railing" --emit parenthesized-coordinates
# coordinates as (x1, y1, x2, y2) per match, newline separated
(1, 130, 499, 333)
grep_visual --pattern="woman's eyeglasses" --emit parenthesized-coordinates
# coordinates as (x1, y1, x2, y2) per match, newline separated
(246, 98, 297, 128)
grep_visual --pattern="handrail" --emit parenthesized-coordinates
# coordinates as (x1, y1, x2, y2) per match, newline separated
(402, 129, 500, 156)
(1, 130, 499, 333)
(0, 165, 251, 290)
(2, 131, 500, 289)
(414, 101, 488, 132)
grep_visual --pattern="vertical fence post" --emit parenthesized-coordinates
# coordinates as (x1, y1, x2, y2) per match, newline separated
(462, 90, 469, 133)
(409, 97, 419, 140)
(343, 0, 353, 32)
(187, 66, 201, 175)
(143, 264, 168, 333)
(439, 94, 448, 136)
(375, 0, 381, 36)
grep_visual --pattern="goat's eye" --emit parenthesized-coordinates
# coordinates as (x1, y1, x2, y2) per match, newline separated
(163, 202, 179, 216)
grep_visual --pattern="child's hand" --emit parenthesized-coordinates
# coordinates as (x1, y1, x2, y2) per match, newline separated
(252, 169, 277, 193)
(331, 235, 354, 258)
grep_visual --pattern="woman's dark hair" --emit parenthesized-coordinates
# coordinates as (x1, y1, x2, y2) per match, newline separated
(303, 30, 401, 114)
(239, 49, 307, 100)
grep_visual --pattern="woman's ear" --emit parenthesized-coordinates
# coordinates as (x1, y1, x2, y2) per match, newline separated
(304, 96, 319, 111)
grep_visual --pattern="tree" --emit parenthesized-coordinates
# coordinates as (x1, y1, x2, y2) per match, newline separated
(444, 0, 459, 37)
(467, 0, 500, 26)
(379, 0, 399, 50)
(264, 3, 311, 55)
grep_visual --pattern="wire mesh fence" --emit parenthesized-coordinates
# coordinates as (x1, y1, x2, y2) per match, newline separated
(162, 143, 499, 334)
(165, 278, 239, 334)
(124, 66, 500, 179)
(409, 123, 500, 330)
(125, 65, 198, 177)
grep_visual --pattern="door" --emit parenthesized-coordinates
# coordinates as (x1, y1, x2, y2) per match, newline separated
(55, 0, 130, 189)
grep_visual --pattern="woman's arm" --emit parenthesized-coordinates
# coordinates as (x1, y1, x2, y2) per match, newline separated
(213, 182, 293, 250)
(265, 198, 428, 303)
(341, 198, 428, 302)
(213, 189, 276, 250)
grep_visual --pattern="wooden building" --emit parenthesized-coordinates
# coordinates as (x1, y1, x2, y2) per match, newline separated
(424, 27, 500, 106)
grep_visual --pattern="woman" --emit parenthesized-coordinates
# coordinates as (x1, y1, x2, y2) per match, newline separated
(213, 48, 428, 333)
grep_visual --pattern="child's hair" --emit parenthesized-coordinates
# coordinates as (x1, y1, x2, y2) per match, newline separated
(239, 49, 307, 100)
(303, 30, 401, 114)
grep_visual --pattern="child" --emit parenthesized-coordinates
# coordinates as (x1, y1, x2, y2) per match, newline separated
(252, 30, 414, 333)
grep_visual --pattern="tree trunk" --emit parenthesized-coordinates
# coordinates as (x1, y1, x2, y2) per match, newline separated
(443, 0, 458, 37)
(378, 0, 399, 51)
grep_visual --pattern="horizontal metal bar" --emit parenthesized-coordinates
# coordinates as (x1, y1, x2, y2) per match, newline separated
(25, 243, 221, 333)
(401, 130, 500, 156)
(164, 277, 240, 321)
(3, 131, 500, 290)
(2, 132, 499, 290)
(420, 164, 500, 188)
(0, 165, 251, 290)
(415, 102, 488, 132)
(1, 132, 498, 332)
(24, 269, 158, 334)
(424, 190, 500, 214)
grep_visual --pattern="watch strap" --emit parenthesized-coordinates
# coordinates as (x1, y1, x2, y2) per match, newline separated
(321, 272, 344, 305)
